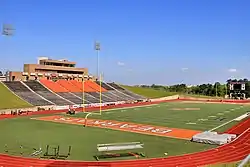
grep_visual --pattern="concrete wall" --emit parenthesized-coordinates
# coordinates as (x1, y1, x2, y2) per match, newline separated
(150, 95, 179, 102)
(0, 105, 55, 115)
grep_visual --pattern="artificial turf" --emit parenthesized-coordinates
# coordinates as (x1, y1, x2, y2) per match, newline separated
(0, 101, 248, 161)
(72, 102, 250, 132)
(0, 116, 214, 161)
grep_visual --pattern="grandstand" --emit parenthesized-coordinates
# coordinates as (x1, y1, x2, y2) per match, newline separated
(1, 57, 146, 108)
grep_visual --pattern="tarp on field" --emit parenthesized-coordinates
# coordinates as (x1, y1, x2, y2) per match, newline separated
(191, 131, 236, 145)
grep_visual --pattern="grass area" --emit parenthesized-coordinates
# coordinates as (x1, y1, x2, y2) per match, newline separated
(74, 102, 249, 132)
(121, 85, 221, 99)
(0, 116, 214, 161)
(121, 85, 177, 98)
(0, 82, 32, 109)
(182, 94, 223, 99)
(0, 101, 248, 161)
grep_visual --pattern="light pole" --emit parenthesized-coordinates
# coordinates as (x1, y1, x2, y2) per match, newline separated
(2, 24, 14, 36)
(2, 24, 14, 81)
(94, 41, 100, 80)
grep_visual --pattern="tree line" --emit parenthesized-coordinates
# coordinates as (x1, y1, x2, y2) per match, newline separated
(138, 78, 250, 98)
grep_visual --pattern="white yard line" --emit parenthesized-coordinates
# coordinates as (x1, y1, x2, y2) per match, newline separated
(209, 119, 235, 132)
(208, 106, 246, 132)
(234, 112, 249, 121)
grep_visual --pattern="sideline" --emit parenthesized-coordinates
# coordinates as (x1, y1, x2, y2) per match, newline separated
(209, 107, 247, 132)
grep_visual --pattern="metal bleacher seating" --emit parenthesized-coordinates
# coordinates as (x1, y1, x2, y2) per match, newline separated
(101, 91, 125, 101)
(3, 79, 146, 107)
(73, 92, 100, 104)
(56, 92, 84, 104)
(24, 81, 73, 105)
(107, 82, 125, 90)
(107, 82, 146, 100)
(87, 92, 114, 103)
(95, 81, 114, 90)
(3, 81, 53, 106)
(95, 81, 132, 101)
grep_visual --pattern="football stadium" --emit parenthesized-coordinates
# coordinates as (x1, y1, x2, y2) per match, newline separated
(1, 1, 250, 166)
(0, 57, 249, 167)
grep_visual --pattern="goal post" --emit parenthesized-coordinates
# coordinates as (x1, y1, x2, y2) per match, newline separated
(84, 112, 93, 127)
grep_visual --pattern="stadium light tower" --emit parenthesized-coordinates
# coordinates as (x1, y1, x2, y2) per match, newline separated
(94, 41, 100, 80)
(2, 24, 14, 36)
(2, 24, 14, 82)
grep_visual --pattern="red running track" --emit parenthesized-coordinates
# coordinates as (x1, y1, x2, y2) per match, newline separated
(225, 117, 250, 135)
(0, 126, 249, 167)
(0, 101, 250, 167)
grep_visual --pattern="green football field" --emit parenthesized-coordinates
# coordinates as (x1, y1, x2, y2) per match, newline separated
(0, 101, 249, 161)
(73, 101, 249, 131)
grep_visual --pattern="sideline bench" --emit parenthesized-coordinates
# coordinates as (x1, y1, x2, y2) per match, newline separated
(94, 142, 145, 161)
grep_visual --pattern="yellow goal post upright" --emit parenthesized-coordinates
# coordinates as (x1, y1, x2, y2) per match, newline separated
(99, 72, 102, 116)
(82, 79, 85, 113)
(84, 41, 102, 127)
(84, 73, 103, 127)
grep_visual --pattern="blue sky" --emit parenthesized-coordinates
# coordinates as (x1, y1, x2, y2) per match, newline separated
(0, 0, 249, 85)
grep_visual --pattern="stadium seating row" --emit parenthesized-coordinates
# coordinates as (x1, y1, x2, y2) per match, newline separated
(2, 80, 146, 106)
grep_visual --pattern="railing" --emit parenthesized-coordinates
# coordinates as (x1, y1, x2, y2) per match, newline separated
(238, 154, 250, 167)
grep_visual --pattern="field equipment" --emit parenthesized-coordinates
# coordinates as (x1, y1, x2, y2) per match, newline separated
(4, 143, 42, 157)
(94, 142, 145, 161)
(41, 145, 71, 160)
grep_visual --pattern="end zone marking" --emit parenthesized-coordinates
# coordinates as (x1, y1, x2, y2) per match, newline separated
(32, 116, 201, 140)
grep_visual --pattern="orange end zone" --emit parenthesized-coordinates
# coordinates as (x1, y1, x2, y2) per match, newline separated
(32, 116, 201, 140)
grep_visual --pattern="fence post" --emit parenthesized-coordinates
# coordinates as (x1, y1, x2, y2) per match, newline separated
(238, 154, 250, 167)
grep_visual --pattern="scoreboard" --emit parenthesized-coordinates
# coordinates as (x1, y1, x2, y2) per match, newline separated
(229, 82, 245, 91)
(229, 81, 246, 99)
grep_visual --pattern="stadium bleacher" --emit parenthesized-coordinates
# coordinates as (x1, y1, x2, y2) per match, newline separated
(95, 81, 132, 101)
(107, 82, 125, 90)
(56, 92, 85, 104)
(71, 92, 98, 104)
(107, 82, 145, 100)
(40, 80, 86, 104)
(95, 81, 114, 90)
(24, 81, 73, 105)
(102, 91, 125, 101)
(3, 80, 146, 107)
(87, 92, 113, 103)
(3, 81, 53, 106)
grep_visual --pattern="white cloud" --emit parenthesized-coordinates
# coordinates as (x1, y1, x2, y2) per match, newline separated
(117, 61, 125, 66)
(181, 67, 188, 71)
(228, 68, 237, 72)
